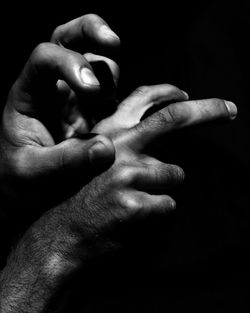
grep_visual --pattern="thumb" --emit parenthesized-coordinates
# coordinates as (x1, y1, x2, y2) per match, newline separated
(24, 135, 115, 178)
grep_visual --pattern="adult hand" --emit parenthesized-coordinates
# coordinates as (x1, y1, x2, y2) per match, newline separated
(0, 85, 237, 312)
(0, 14, 120, 206)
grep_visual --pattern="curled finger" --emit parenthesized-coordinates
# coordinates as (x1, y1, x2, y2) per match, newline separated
(51, 14, 120, 54)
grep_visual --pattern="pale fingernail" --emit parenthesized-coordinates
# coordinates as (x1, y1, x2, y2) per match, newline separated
(80, 68, 100, 86)
(99, 25, 120, 39)
(224, 101, 237, 120)
(168, 199, 177, 211)
(181, 90, 189, 99)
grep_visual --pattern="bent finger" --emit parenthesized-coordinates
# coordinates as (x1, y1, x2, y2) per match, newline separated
(11, 43, 101, 115)
(51, 14, 120, 54)
(92, 84, 189, 135)
(119, 191, 176, 221)
(114, 84, 189, 127)
(84, 52, 120, 87)
(133, 161, 185, 191)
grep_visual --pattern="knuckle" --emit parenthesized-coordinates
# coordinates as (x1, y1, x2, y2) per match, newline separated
(81, 14, 104, 28)
(115, 165, 135, 185)
(83, 52, 93, 60)
(162, 104, 186, 125)
(133, 86, 150, 97)
(165, 106, 181, 124)
(33, 42, 50, 56)
(32, 42, 53, 63)
(91, 135, 114, 154)
(118, 193, 141, 213)
(211, 98, 224, 110)
(51, 25, 64, 43)
(93, 134, 108, 144)
(165, 84, 180, 93)
(83, 13, 100, 21)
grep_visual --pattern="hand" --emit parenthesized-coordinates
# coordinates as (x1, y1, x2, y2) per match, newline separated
(0, 84, 237, 312)
(0, 14, 120, 207)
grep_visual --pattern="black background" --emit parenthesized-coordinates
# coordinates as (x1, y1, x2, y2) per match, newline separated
(1, 0, 250, 311)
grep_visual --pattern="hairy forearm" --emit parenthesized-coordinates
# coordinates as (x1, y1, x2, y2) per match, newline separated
(0, 211, 81, 313)
(0, 182, 115, 313)
(0, 264, 53, 313)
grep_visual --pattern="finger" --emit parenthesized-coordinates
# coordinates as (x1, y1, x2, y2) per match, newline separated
(11, 43, 102, 114)
(56, 52, 120, 124)
(118, 98, 237, 151)
(119, 191, 176, 221)
(20, 135, 115, 179)
(132, 161, 185, 192)
(92, 84, 189, 135)
(117, 84, 189, 124)
(51, 14, 120, 54)
(84, 52, 120, 87)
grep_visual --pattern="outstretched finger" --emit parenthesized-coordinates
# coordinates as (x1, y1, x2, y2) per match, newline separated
(117, 98, 237, 151)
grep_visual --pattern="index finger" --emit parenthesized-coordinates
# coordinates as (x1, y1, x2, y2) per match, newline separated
(51, 14, 120, 54)
(117, 98, 237, 151)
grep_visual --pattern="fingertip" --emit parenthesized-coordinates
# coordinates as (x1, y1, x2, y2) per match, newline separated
(98, 24, 121, 48)
(163, 197, 176, 213)
(169, 198, 177, 211)
(99, 25, 120, 40)
(155, 195, 177, 215)
(181, 90, 189, 100)
(79, 67, 100, 87)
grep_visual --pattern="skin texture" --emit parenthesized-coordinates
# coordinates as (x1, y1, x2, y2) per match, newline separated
(0, 87, 237, 312)
(0, 14, 238, 313)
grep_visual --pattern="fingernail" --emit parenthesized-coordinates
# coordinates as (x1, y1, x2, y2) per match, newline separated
(224, 101, 237, 120)
(168, 199, 177, 212)
(88, 142, 106, 165)
(181, 90, 189, 99)
(99, 25, 120, 39)
(80, 68, 100, 86)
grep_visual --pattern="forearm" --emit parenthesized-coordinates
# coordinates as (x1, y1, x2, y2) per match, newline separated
(0, 214, 80, 313)
(0, 262, 54, 313)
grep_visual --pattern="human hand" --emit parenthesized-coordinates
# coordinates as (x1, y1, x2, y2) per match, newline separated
(0, 14, 120, 206)
(0, 85, 237, 312)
